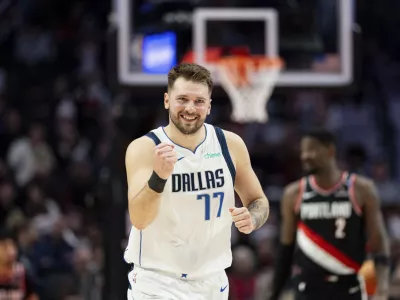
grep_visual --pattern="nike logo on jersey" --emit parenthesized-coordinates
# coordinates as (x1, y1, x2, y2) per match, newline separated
(220, 285, 228, 292)
(334, 188, 348, 198)
(298, 282, 306, 291)
(302, 191, 317, 200)
(348, 286, 360, 294)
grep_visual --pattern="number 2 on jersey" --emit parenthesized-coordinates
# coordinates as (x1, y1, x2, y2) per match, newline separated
(335, 217, 346, 239)
(197, 192, 225, 220)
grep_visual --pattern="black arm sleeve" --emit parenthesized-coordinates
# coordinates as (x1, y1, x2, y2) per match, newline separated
(24, 272, 38, 300)
(269, 243, 295, 300)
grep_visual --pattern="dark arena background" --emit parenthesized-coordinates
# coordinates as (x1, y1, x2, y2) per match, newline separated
(1, 0, 400, 299)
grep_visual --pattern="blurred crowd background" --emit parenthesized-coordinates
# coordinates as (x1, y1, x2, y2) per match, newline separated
(1, 0, 400, 299)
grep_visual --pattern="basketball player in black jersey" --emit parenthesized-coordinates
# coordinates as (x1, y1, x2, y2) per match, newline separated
(0, 230, 38, 300)
(268, 129, 390, 300)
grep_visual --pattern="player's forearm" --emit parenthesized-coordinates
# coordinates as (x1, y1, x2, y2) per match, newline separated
(371, 235, 391, 295)
(375, 263, 390, 294)
(247, 197, 270, 230)
(129, 185, 162, 230)
(375, 248, 391, 294)
(269, 242, 295, 300)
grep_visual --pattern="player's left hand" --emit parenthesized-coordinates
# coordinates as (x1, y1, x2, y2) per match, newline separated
(229, 207, 254, 234)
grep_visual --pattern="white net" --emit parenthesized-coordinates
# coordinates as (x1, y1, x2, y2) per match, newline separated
(217, 57, 282, 123)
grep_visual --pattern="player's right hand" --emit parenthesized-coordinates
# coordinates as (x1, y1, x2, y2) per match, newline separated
(153, 143, 177, 179)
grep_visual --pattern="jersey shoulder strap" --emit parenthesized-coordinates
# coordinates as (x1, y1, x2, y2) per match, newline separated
(344, 171, 352, 187)
(214, 126, 236, 185)
(294, 177, 308, 213)
(145, 131, 161, 146)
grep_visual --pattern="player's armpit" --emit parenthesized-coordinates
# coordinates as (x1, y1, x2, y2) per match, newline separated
(355, 176, 390, 294)
(125, 137, 162, 230)
(224, 130, 269, 229)
(280, 181, 300, 244)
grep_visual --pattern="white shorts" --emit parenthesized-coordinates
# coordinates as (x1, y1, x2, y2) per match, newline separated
(127, 265, 229, 300)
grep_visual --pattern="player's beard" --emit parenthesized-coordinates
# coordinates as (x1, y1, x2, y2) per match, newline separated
(303, 168, 319, 176)
(169, 109, 204, 135)
(302, 162, 320, 176)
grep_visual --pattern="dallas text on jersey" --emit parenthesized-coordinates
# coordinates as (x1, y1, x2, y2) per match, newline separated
(171, 168, 225, 193)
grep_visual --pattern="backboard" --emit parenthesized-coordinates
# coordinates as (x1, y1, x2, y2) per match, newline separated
(116, 0, 354, 87)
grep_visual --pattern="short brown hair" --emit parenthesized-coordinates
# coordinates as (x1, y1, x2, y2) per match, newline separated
(167, 63, 213, 93)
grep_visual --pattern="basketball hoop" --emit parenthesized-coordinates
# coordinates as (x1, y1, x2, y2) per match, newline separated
(216, 56, 283, 123)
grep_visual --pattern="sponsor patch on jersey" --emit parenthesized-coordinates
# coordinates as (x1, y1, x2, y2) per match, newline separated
(204, 152, 221, 159)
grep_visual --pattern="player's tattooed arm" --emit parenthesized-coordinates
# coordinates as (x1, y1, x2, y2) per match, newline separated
(247, 198, 269, 230)
(356, 176, 390, 296)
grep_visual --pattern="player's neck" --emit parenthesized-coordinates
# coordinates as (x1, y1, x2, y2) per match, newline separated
(164, 124, 206, 152)
(313, 167, 343, 190)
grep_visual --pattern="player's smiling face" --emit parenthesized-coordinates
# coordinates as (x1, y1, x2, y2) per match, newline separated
(164, 77, 211, 135)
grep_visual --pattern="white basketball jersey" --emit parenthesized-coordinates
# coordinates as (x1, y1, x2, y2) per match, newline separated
(124, 123, 236, 279)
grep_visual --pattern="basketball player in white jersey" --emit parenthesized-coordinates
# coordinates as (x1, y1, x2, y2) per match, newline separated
(124, 63, 270, 300)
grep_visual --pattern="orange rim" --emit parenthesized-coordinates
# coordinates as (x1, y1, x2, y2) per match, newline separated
(218, 55, 283, 67)
(217, 56, 283, 86)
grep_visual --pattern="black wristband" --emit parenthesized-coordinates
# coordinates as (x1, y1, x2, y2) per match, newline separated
(148, 171, 167, 193)
(373, 254, 390, 266)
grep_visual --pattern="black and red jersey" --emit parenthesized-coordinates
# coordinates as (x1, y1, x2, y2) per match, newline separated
(0, 263, 34, 300)
(293, 172, 366, 277)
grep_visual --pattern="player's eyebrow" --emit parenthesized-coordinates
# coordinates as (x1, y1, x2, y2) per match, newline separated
(176, 94, 207, 101)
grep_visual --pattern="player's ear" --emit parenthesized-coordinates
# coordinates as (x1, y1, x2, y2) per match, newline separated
(164, 93, 169, 110)
(207, 99, 212, 115)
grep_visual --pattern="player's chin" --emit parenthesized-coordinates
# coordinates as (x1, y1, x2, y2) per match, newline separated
(302, 164, 318, 175)
(181, 120, 204, 132)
